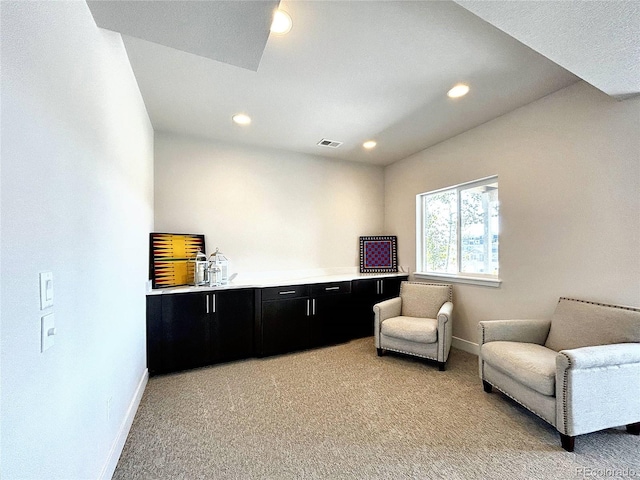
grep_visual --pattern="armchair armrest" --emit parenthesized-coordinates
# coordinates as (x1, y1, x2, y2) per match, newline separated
(373, 297, 402, 322)
(478, 319, 551, 346)
(374, 297, 402, 348)
(557, 343, 640, 370)
(437, 301, 453, 325)
(437, 301, 453, 363)
(556, 343, 640, 436)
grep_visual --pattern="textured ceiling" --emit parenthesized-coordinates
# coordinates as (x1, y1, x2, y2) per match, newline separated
(88, 1, 599, 166)
(455, 0, 640, 100)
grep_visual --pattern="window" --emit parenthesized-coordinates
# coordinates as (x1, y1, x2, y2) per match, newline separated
(416, 176, 500, 286)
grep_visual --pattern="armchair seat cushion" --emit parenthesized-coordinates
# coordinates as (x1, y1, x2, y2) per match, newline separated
(482, 341, 557, 396)
(381, 316, 438, 344)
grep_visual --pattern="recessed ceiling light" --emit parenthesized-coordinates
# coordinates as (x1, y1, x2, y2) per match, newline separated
(232, 113, 251, 125)
(447, 84, 470, 98)
(271, 9, 292, 35)
(363, 140, 377, 149)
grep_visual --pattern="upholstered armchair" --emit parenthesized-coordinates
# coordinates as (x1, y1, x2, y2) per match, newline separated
(479, 297, 640, 451)
(374, 282, 453, 371)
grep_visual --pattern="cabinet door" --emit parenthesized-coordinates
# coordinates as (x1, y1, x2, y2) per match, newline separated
(350, 279, 379, 338)
(309, 282, 352, 346)
(146, 296, 163, 375)
(313, 293, 351, 346)
(211, 289, 255, 363)
(161, 293, 211, 373)
(261, 298, 310, 356)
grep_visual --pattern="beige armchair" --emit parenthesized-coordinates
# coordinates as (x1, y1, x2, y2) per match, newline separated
(374, 282, 453, 371)
(479, 297, 640, 451)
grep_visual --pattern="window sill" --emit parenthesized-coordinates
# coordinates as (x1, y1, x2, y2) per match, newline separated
(414, 272, 502, 288)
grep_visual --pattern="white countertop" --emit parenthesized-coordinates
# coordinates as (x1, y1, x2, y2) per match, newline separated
(147, 270, 409, 296)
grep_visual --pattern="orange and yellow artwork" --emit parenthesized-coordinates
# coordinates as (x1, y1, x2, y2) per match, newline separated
(150, 233, 205, 288)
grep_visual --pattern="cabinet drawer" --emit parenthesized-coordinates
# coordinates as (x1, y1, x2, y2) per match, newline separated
(310, 281, 351, 296)
(261, 284, 309, 301)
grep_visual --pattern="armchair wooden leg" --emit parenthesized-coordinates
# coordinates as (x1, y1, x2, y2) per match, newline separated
(377, 348, 385, 357)
(437, 362, 446, 371)
(627, 423, 640, 435)
(482, 380, 493, 393)
(560, 433, 575, 452)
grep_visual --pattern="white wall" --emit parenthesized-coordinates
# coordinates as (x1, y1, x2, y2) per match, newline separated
(1, 2, 154, 479)
(154, 132, 385, 278)
(385, 81, 640, 343)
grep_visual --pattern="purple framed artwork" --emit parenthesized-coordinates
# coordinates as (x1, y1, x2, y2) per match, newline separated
(359, 236, 398, 273)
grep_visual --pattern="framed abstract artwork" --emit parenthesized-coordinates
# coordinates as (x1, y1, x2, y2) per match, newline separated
(149, 233, 205, 288)
(359, 236, 398, 273)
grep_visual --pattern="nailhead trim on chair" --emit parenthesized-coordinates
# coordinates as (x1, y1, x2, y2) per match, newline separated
(383, 346, 438, 363)
(559, 297, 640, 312)
(400, 281, 453, 302)
(559, 351, 572, 435)
(480, 323, 487, 379)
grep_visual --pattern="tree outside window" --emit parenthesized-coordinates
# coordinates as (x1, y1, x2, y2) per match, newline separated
(419, 177, 499, 279)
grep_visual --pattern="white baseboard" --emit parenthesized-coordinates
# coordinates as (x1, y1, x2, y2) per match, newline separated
(452, 336, 479, 355)
(99, 368, 148, 480)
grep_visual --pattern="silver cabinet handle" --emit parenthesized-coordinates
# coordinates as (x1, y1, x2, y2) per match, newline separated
(312, 298, 316, 315)
(205, 294, 209, 314)
(306, 299, 310, 316)
(279, 290, 296, 295)
(325, 286, 339, 291)
(376, 280, 380, 295)
(212, 293, 216, 313)
(380, 280, 384, 295)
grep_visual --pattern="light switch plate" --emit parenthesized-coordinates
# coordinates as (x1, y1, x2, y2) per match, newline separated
(41, 313, 55, 352)
(39, 272, 54, 309)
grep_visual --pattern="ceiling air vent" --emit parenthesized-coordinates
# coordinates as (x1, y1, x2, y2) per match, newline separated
(317, 138, 343, 148)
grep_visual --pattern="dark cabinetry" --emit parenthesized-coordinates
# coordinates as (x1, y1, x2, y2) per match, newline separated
(159, 292, 210, 373)
(310, 282, 352, 345)
(259, 281, 352, 356)
(212, 289, 255, 362)
(260, 285, 310, 356)
(147, 289, 254, 375)
(351, 277, 405, 338)
(146, 275, 408, 374)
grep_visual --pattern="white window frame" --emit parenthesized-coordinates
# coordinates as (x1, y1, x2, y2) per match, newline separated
(415, 175, 501, 288)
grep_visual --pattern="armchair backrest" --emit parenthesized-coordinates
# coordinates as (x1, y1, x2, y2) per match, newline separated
(544, 297, 640, 352)
(400, 282, 452, 319)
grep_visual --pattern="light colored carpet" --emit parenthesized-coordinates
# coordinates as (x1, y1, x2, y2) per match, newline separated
(114, 338, 639, 479)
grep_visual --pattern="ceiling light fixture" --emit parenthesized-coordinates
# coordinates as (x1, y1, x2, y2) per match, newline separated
(447, 84, 470, 98)
(232, 113, 251, 125)
(363, 140, 377, 149)
(271, 9, 292, 35)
